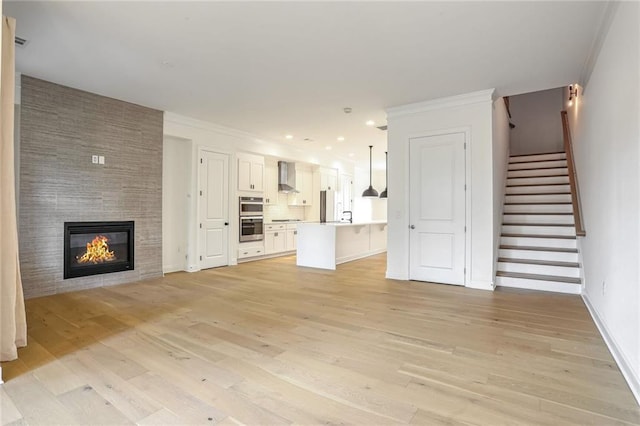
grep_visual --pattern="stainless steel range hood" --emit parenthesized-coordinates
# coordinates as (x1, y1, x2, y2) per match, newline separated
(278, 161, 298, 193)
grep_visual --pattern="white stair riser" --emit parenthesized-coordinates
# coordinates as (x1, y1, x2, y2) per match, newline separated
(508, 160, 568, 170)
(499, 249, 579, 262)
(502, 214, 575, 225)
(498, 262, 580, 278)
(508, 176, 570, 186)
(509, 153, 566, 163)
(501, 236, 577, 249)
(505, 194, 572, 204)
(502, 225, 576, 236)
(504, 203, 573, 213)
(508, 168, 568, 178)
(496, 276, 581, 294)
(506, 184, 571, 194)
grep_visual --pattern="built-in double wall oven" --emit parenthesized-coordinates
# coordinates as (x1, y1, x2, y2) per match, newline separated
(239, 197, 264, 242)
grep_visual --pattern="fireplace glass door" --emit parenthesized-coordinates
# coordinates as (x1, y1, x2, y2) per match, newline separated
(64, 221, 134, 279)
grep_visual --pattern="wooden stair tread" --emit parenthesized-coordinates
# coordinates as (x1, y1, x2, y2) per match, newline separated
(505, 202, 572, 205)
(503, 212, 574, 215)
(507, 183, 569, 187)
(509, 158, 566, 165)
(501, 233, 576, 239)
(508, 166, 568, 171)
(506, 192, 571, 196)
(502, 223, 574, 227)
(507, 174, 569, 178)
(500, 245, 578, 253)
(497, 257, 579, 268)
(496, 271, 581, 284)
(509, 151, 566, 158)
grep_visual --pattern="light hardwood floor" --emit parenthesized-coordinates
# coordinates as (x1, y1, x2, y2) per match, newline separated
(2, 254, 639, 425)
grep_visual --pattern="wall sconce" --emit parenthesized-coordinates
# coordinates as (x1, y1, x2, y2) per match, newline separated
(568, 85, 578, 106)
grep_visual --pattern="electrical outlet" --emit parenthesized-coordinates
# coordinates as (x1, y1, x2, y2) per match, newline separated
(602, 280, 606, 295)
(92, 155, 98, 164)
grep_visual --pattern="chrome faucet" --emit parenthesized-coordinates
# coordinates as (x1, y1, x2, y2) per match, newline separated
(341, 211, 353, 223)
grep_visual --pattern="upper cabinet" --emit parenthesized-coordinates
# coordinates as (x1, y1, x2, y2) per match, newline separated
(238, 152, 264, 192)
(288, 166, 313, 206)
(319, 167, 338, 191)
(264, 160, 279, 205)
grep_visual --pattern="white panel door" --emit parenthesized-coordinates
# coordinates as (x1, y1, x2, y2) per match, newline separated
(200, 150, 229, 269)
(409, 132, 466, 285)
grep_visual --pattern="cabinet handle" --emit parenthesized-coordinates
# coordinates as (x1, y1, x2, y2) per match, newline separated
(294, 231, 297, 235)
(275, 232, 278, 237)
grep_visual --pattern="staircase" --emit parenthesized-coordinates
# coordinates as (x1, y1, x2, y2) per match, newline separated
(496, 151, 582, 294)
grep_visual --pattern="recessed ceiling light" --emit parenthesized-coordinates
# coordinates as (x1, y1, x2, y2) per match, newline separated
(325, 146, 332, 150)
(366, 120, 375, 126)
(337, 136, 345, 141)
(285, 134, 293, 140)
(349, 153, 355, 157)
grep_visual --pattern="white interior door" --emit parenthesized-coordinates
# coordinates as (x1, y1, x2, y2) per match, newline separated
(409, 132, 466, 285)
(199, 150, 229, 269)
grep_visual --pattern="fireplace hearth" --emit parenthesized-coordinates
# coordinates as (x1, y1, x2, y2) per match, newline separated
(64, 221, 134, 279)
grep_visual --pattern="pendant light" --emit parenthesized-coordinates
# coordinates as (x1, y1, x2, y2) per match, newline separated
(379, 151, 388, 198)
(362, 145, 379, 198)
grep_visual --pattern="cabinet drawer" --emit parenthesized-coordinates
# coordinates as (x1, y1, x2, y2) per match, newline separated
(238, 247, 264, 259)
(265, 224, 286, 231)
(286, 224, 298, 230)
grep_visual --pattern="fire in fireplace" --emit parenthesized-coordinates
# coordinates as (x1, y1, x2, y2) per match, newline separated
(64, 221, 134, 279)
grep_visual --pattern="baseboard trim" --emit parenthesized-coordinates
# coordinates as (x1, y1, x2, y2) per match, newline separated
(466, 280, 495, 291)
(582, 293, 640, 405)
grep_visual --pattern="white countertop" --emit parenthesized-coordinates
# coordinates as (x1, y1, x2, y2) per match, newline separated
(299, 220, 387, 227)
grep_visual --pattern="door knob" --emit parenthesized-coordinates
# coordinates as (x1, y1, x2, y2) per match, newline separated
(224, 222, 229, 226)
(410, 225, 416, 229)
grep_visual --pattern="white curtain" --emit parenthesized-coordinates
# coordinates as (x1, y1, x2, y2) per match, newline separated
(1, 15, 27, 362)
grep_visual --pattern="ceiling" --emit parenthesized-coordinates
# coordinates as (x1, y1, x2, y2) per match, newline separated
(5, 1, 606, 169)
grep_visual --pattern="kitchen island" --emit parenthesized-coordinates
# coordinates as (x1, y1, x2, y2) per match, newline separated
(296, 221, 387, 270)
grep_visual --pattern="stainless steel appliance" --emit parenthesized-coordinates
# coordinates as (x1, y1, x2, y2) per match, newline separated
(239, 196, 264, 217)
(239, 197, 264, 242)
(319, 190, 337, 223)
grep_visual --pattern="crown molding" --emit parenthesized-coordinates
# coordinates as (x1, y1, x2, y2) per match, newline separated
(386, 88, 495, 119)
(164, 111, 268, 143)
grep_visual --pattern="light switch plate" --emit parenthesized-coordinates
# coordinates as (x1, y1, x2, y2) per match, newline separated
(92, 155, 99, 164)
(98, 156, 105, 165)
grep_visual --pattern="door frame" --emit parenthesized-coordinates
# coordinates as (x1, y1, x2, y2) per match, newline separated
(197, 147, 232, 270)
(408, 126, 471, 286)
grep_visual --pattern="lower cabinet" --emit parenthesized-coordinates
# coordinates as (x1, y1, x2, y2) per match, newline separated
(238, 246, 264, 259)
(265, 223, 298, 255)
(286, 227, 297, 251)
(265, 230, 287, 254)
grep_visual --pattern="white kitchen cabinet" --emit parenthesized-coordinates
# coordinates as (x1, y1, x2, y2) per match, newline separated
(286, 226, 297, 251)
(288, 167, 313, 206)
(237, 152, 264, 192)
(238, 246, 265, 259)
(264, 161, 279, 205)
(319, 167, 338, 191)
(265, 229, 287, 254)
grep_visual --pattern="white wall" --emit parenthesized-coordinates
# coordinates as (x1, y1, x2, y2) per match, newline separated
(162, 136, 191, 273)
(509, 87, 564, 155)
(353, 167, 387, 223)
(386, 90, 496, 290)
(566, 1, 639, 403)
(163, 113, 355, 272)
(492, 98, 511, 276)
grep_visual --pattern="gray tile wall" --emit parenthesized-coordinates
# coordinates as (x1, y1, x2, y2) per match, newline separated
(19, 76, 163, 298)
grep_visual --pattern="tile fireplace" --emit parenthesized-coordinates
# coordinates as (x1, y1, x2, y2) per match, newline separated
(64, 221, 134, 279)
